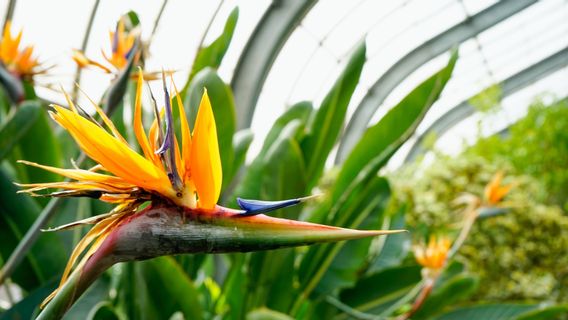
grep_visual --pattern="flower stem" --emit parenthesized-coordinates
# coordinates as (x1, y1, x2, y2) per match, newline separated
(36, 244, 113, 319)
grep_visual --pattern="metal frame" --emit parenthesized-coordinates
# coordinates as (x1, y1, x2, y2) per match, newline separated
(404, 46, 568, 163)
(231, 0, 317, 130)
(335, 0, 537, 163)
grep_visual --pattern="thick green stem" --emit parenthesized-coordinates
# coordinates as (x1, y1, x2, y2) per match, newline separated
(36, 241, 114, 319)
(36, 202, 403, 318)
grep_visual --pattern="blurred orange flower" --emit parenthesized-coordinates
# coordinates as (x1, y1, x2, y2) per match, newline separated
(413, 235, 451, 272)
(484, 171, 513, 205)
(0, 21, 40, 76)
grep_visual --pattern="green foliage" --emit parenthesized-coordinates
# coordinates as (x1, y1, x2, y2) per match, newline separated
(468, 99, 568, 209)
(0, 169, 66, 291)
(186, 7, 239, 86)
(301, 41, 366, 189)
(5, 5, 560, 319)
(393, 98, 568, 303)
(334, 50, 457, 202)
(432, 303, 564, 320)
(469, 83, 502, 114)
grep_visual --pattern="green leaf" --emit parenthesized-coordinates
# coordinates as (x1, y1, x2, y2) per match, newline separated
(186, 68, 236, 191)
(246, 120, 306, 312)
(0, 101, 40, 161)
(264, 101, 312, 155)
(246, 308, 294, 320)
(298, 177, 391, 298)
(229, 102, 312, 206)
(515, 305, 568, 320)
(227, 129, 253, 186)
(367, 205, 409, 273)
(301, 41, 366, 190)
(432, 304, 541, 320)
(0, 279, 56, 320)
(338, 265, 422, 315)
(0, 169, 66, 291)
(413, 275, 479, 319)
(186, 7, 239, 87)
(86, 302, 121, 320)
(314, 177, 391, 294)
(222, 254, 248, 320)
(16, 102, 63, 188)
(261, 121, 307, 212)
(124, 11, 141, 27)
(138, 256, 203, 320)
(0, 62, 23, 104)
(64, 277, 111, 320)
(333, 50, 458, 202)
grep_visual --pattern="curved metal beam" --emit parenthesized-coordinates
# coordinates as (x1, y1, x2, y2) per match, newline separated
(231, 0, 317, 130)
(335, 0, 537, 163)
(404, 46, 568, 163)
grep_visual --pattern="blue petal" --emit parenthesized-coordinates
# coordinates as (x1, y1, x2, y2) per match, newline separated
(236, 195, 320, 216)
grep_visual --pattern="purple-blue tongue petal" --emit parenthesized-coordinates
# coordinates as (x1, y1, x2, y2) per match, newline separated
(237, 195, 319, 215)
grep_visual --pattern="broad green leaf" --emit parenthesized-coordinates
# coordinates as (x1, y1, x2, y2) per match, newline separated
(298, 177, 390, 297)
(333, 51, 458, 202)
(0, 279, 56, 320)
(0, 169, 66, 291)
(111, 263, 145, 319)
(515, 305, 568, 320)
(185, 7, 239, 88)
(64, 277, 111, 320)
(138, 257, 203, 320)
(413, 275, 479, 319)
(223, 254, 248, 320)
(261, 122, 307, 212)
(433, 304, 539, 320)
(230, 102, 312, 206)
(367, 204, 409, 274)
(226, 129, 253, 187)
(247, 121, 306, 312)
(264, 101, 312, 155)
(338, 265, 422, 315)
(0, 84, 11, 119)
(186, 68, 236, 190)
(301, 41, 366, 190)
(16, 102, 63, 188)
(86, 302, 121, 320)
(0, 62, 23, 104)
(247, 308, 294, 320)
(314, 177, 391, 294)
(0, 101, 40, 161)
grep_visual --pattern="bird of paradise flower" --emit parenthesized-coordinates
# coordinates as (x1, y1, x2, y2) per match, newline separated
(17, 69, 403, 317)
(0, 21, 41, 77)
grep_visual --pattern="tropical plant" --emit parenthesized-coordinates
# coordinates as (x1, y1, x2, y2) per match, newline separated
(392, 96, 568, 310)
(1, 9, 565, 320)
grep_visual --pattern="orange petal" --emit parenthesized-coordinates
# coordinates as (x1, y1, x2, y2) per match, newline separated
(171, 77, 192, 180)
(51, 105, 171, 196)
(190, 89, 222, 209)
(17, 160, 133, 187)
(133, 69, 159, 164)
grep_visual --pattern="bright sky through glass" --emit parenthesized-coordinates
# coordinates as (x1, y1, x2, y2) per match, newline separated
(3, 0, 567, 168)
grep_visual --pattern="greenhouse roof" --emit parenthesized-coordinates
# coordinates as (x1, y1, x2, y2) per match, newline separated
(3, 0, 567, 165)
